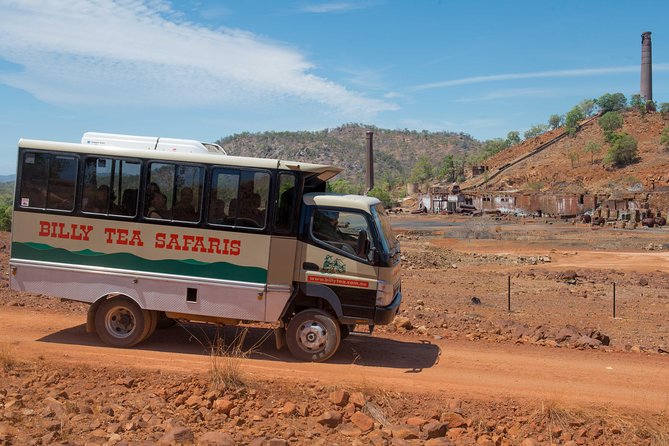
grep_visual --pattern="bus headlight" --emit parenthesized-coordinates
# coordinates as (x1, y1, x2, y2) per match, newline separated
(376, 280, 393, 307)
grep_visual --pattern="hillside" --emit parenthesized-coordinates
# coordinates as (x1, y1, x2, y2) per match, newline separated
(216, 124, 481, 183)
(463, 111, 669, 195)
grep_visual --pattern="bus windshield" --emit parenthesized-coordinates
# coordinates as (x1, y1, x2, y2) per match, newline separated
(372, 204, 398, 253)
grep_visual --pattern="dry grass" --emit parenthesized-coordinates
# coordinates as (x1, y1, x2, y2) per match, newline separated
(535, 400, 669, 446)
(0, 341, 17, 372)
(209, 328, 250, 391)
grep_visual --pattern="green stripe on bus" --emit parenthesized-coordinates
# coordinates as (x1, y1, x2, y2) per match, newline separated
(12, 242, 267, 284)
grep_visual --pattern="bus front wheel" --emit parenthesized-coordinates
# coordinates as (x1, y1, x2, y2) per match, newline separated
(286, 309, 340, 362)
(94, 297, 148, 348)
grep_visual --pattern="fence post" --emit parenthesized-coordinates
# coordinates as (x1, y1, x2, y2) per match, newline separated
(613, 282, 616, 318)
(507, 275, 511, 312)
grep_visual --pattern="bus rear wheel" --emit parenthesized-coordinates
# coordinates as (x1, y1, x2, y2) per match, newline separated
(95, 297, 147, 348)
(286, 309, 340, 362)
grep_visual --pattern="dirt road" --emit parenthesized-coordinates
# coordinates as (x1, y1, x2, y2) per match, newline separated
(2, 305, 667, 413)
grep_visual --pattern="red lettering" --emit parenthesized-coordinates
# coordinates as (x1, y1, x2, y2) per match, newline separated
(70, 224, 82, 240)
(206, 237, 220, 254)
(116, 229, 128, 245)
(39, 221, 50, 237)
(220, 238, 230, 255)
(193, 236, 207, 253)
(166, 233, 181, 250)
(230, 240, 241, 256)
(182, 235, 195, 251)
(155, 232, 166, 248)
(80, 225, 93, 241)
(104, 227, 116, 243)
(129, 230, 143, 247)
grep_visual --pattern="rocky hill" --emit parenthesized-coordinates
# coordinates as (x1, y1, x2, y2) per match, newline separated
(463, 111, 669, 195)
(216, 124, 481, 183)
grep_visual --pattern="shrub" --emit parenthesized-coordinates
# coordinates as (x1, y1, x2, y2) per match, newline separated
(598, 111, 624, 141)
(604, 133, 638, 167)
(596, 92, 627, 112)
(565, 106, 585, 136)
(660, 127, 669, 151)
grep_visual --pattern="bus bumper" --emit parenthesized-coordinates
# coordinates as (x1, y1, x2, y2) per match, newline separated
(374, 288, 402, 325)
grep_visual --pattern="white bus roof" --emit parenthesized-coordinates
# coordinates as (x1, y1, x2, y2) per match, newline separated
(303, 193, 381, 212)
(81, 132, 227, 155)
(18, 138, 343, 181)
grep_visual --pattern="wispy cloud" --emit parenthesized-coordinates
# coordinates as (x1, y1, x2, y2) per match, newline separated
(411, 64, 669, 91)
(454, 88, 552, 103)
(0, 0, 396, 116)
(300, 2, 368, 13)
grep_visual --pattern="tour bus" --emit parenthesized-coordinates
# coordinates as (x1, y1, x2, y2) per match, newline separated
(9, 133, 402, 362)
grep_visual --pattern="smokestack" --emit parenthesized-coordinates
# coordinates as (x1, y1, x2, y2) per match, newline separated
(365, 131, 374, 193)
(641, 31, 652, 101)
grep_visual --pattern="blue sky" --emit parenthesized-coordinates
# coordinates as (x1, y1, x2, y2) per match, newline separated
(0, 0, 668, 174)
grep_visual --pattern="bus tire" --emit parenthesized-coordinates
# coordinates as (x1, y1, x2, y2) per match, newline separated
(94, 297, 147, 348)
(286, 309, 340, 362)
(143, 310, 158, 341)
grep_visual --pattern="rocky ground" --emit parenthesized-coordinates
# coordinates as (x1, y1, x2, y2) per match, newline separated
(0, 218, 668, 445)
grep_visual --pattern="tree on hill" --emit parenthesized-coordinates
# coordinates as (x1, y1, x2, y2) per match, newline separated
(596, 93, 627, 113)
(660, 103, 669, 118)
(583, 141, 602, 164)
(598, 111, 624, 141)
(548, 114, 564, 130)
(523, 124, 549, 140)
(604, 133, 638, 167)
(506, 131, 521, 146)
(409, 155, 433, 184)
(565, 106, 585, 136)
(660, 127, 669, 151)
(578, 99, 598, 117)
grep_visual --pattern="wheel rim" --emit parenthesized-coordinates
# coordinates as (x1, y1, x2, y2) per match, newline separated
(105, 306, 136, 339)
(297, 319, 327, 352)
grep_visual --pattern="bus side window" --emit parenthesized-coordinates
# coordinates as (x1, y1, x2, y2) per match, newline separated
(18, 152, 77, 211)
(274, 172, 297, 235)
(19, 152, 48, 209)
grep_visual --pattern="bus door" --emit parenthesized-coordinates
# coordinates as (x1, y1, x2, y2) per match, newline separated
(297, 207, 379, 322)
(265, 172, 300, 322)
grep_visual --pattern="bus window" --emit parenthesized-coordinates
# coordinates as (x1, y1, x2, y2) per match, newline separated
(312, 209, 373, 261)
(274, 172, 297, 234)
(209, 168, 270, 229)
(146, 162, 203, 222)
(19, 152, 77, 211)
(82, 157, 141, 216)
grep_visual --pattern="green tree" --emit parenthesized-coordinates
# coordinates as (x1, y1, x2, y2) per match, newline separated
(548, 114, 564, 130)
(604, 133, 638, 167)
(660, 127, 669, 151)
(327, 179, 362, 194)
(409, 155, 434, 184)
(598, 111, 623, 141)
(583, 141, 602, 164)
(523, 124, 549, 140)
(596, 93, 627, 112)
(0, 205, 11, 232)
(506, 131, 521, 146)
(437, 155, 456, 182)
(565, 106, 585, 136)
(579, 99, 598, 117)
(481, 138, 510, 159)
(629, 94, 647, 116)
(659, 102, 669, 118)
(367, 186, 394, 208)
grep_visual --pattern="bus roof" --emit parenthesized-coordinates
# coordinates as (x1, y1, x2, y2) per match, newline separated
(303, 192, 381, 213)
(18, 138, 343, 181)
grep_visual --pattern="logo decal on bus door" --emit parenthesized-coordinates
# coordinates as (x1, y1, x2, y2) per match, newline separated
(322, 255, 346, 274)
